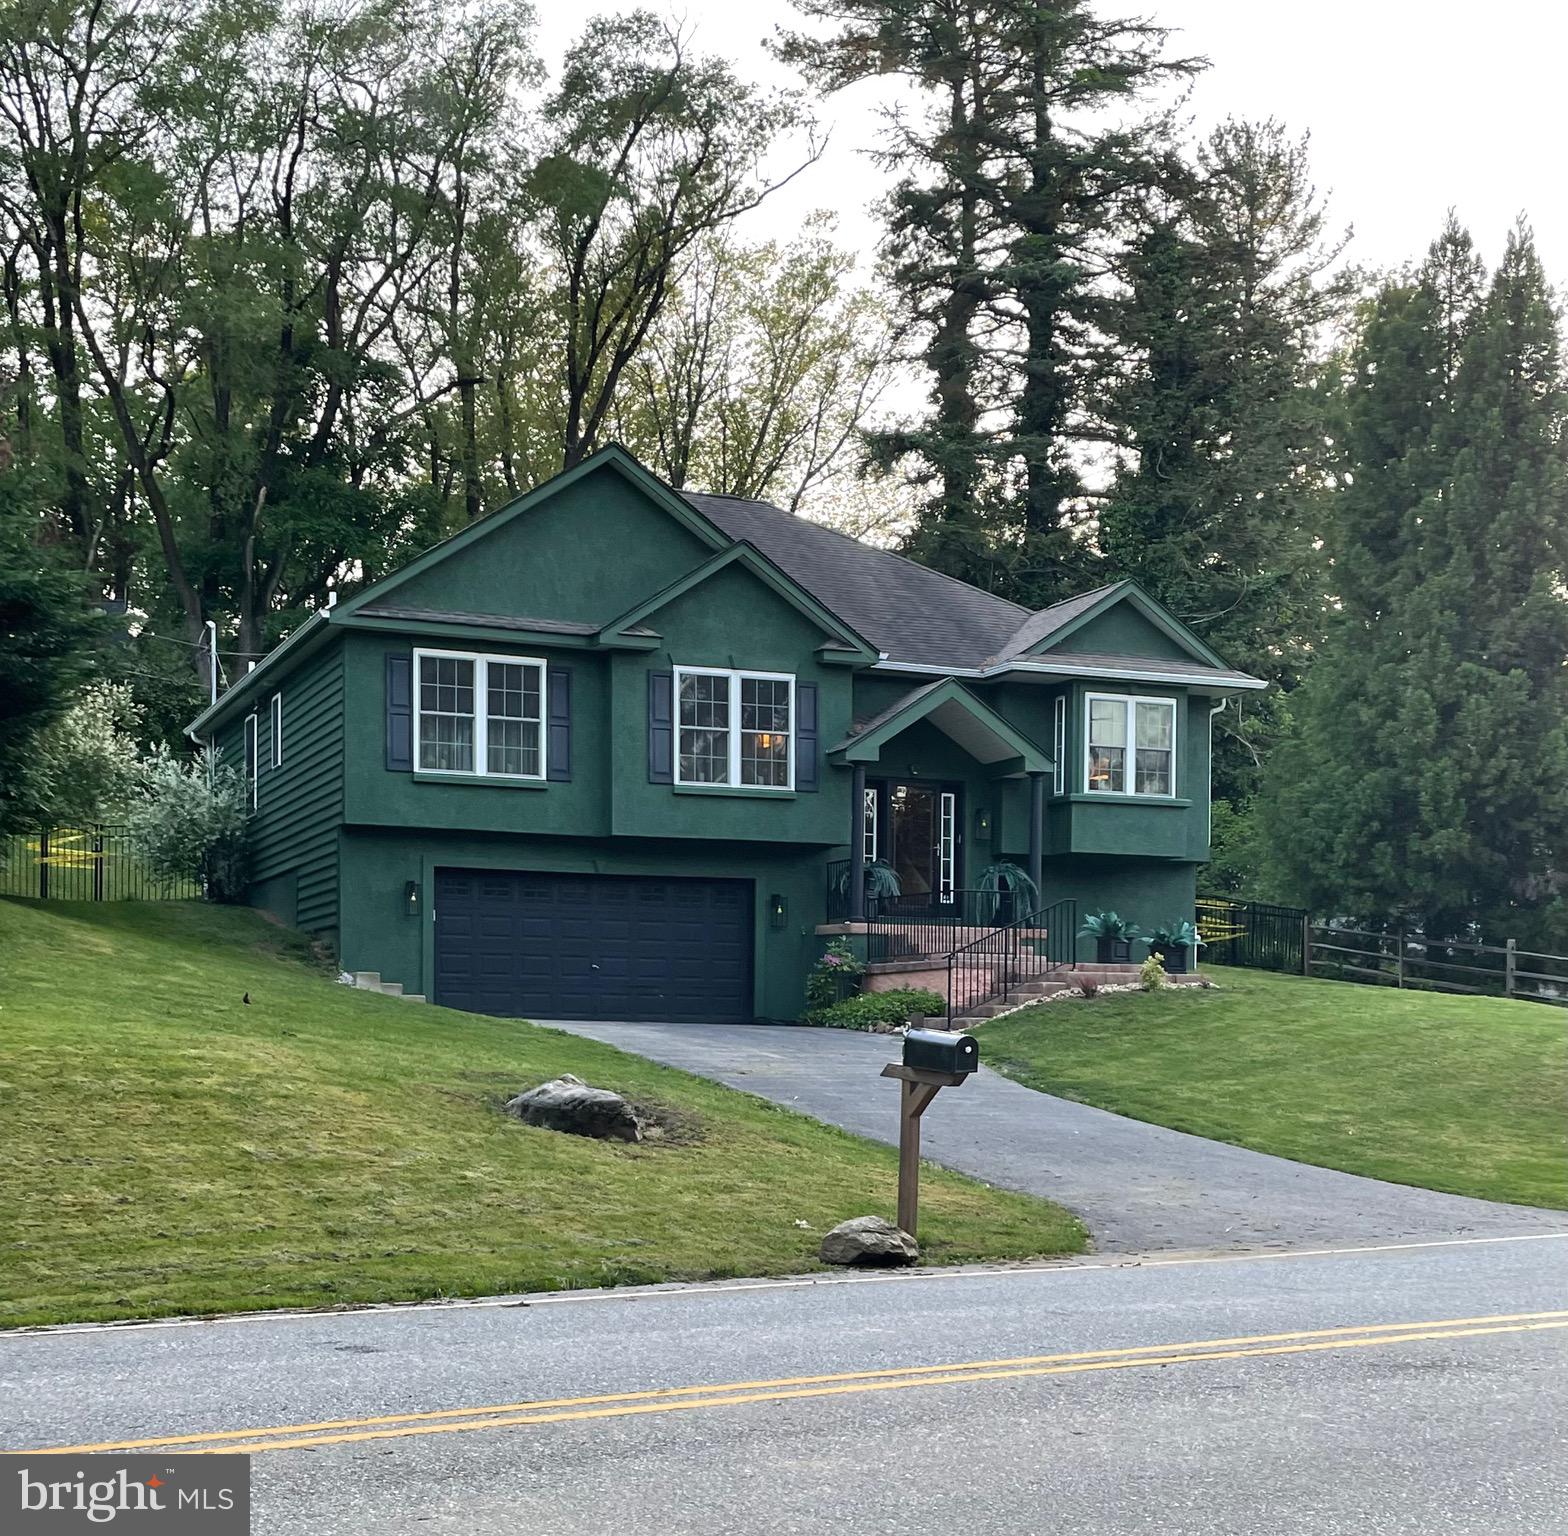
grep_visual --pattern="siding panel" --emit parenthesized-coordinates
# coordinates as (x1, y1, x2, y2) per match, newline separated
(217, 643, 344, 943)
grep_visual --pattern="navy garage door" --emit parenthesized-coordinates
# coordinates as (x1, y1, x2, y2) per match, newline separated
(433, 870, 753, 1023)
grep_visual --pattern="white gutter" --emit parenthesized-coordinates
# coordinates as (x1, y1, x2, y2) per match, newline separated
(870, 657, 1269, 691)
(186, 606, 335, 740)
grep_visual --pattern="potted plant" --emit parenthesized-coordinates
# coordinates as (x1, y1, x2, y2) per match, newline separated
(834, 858, 902, 913)
(1079, 910, 1142, 964)
(1155, 919, 1205, 975)
(976, 860, 1040, 924)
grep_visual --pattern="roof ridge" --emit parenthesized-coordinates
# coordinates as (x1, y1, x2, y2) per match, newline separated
(681, 491, 1033, 620)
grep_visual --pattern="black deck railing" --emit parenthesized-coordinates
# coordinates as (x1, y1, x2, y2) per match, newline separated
(945, 898, 1077, 1027)
(864, 889, 1033, 963)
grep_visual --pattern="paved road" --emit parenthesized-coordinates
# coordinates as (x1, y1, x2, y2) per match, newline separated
(5, 1236, 1567, 1533)
(542, 1020, 1568, 1253)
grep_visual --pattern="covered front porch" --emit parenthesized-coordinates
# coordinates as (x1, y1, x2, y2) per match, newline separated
(825, 677, 1055, 931)
(817, 679, 1078, 1021)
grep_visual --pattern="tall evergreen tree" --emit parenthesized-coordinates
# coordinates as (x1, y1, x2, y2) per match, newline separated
(1260, 221, 1568, 941)
(1097, 121, 1347, 824)
(779, 0, 1199, 599)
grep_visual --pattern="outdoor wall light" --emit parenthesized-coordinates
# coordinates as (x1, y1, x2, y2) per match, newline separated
(974, 807, 992, 839)
(769, 892, 789, 929)
(403, 879, 421, 918)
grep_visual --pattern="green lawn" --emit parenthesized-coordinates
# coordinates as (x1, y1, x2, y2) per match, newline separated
(984, 965, 1568, 1210)
(0, 899, 1083, 1328)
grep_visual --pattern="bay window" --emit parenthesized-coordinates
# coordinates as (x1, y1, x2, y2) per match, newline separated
(675, 666, 794, 789)
(1086, 694, 1176, 798)
(415, 648, 546, 779)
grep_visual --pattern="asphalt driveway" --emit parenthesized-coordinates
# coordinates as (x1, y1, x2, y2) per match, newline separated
(541, 1020, 1568, 1253)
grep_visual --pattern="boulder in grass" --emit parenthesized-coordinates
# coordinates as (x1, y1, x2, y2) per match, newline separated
(818, 1215, 919, 1267)
(504, 1073, 643, 1142)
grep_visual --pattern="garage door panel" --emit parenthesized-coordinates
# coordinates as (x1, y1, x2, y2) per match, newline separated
(434, 870, 753, 1023)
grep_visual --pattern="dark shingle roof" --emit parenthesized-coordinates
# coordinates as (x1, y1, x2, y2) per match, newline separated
(998, 583, 1122, 658)
(682, 493, 1030, 669)
(356, 604, 652, 638)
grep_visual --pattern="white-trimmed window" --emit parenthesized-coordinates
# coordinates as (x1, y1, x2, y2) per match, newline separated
(414, 648, 546, 779)
(1052, 694, 1066, 795)
(1086, 694, 1176, 797)
(862, 785, 878, 862)
(674, 666, 794, 789)
(243, 712, 259, 808)
(269, 692, 283, 769)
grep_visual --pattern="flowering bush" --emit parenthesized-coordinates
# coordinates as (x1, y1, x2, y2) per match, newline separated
(802, 988, 946, 1031)
(804, 938, 866, 1010)
(125, 747, 251, 903)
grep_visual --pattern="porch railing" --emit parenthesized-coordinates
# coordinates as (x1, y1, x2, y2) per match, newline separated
(945, 899, 1077, 1028)
(864, 889, 1029, 963)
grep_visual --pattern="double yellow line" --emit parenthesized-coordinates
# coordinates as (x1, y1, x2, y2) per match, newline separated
(25, 1309, 1568, 1458)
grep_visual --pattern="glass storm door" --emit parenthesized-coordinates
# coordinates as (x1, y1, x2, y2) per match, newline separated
(885, 782, 959, 904)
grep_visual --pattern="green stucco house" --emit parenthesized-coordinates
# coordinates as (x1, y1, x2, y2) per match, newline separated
(187, 445, 1265, 1023)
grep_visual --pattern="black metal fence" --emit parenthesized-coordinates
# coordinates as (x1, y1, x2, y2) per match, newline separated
(1198, 895, 1568, 1008)
(1197, 898, 1307, 973)
(0, 826, 200, 902)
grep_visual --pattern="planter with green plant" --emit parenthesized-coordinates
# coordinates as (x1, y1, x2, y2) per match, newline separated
(834, 858, 902, 914)
(976, 860, 1039, 924)
(1079, 910, 1142, 964)
(1148, 919, 1205, 974)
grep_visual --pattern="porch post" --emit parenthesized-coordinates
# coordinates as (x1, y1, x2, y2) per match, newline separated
(1027, 770, 1045, 907)
(849, 764, 867, 923)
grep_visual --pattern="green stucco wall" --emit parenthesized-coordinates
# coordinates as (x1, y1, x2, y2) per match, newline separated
(1039, 855, 1199, 963)
(338, 830, 826, 1020)
(385, 471, 717, 625)
(1040, 603, 1192, 660)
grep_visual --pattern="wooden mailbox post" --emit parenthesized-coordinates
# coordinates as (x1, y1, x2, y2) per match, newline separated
(880, 1030, 979, 1239)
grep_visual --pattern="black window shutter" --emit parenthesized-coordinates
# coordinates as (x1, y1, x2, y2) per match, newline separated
(648, 669, 674, 783)
(547, 665, 571, 781)
(796, 681, 820, 791)
(386, 653, 413, 771)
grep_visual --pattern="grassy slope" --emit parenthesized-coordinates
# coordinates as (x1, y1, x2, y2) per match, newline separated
(984, 965, 1568, 1210)
(0, 899, 1083, 1327)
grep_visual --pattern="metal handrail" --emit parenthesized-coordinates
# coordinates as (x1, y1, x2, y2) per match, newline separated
(944, 898, 1077, 1028)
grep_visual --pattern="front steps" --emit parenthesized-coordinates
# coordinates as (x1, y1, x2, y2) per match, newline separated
(950, 964, 1204, 1026)
(350, 971, 427, 1003)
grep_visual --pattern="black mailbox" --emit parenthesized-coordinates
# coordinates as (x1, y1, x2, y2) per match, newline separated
(903, 1029, 979, 1076)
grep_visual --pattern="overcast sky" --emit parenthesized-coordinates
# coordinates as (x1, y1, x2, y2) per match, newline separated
(535, 0, 1568, 286)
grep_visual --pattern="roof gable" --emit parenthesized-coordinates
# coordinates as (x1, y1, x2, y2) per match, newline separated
(1005, 581, 1232, 671)
(597, 542, 876, 661)
(830, 677, 1052, 775)
(335, 446, 729, 626)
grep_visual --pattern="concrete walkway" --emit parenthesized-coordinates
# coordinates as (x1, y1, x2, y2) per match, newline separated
(542, 1020, 1568, 1253)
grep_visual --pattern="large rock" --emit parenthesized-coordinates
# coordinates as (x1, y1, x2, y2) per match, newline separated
(504, 1073, 643, 1142)
(818, 1215, 919, 1267)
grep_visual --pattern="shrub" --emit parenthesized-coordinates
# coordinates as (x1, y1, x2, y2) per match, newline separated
(125, 747, 251, 902)
(30, 680, 142, 825)
(801, 987, 946, 1031)
(1139, 955, 1166, 991)
(804, 938, 867, 1010)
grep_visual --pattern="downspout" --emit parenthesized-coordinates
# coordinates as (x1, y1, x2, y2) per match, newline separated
(205, 618, 219, 788)
(1208, 698, 1228, 848)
